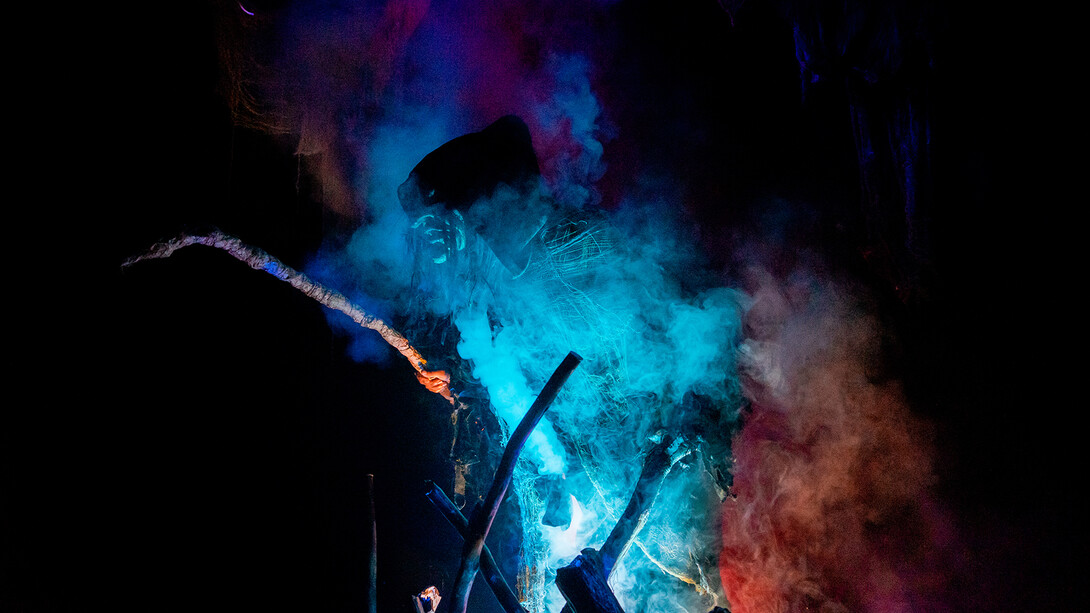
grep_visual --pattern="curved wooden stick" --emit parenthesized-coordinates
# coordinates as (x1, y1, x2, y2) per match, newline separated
(448, 352, 583, 613)
(121, 230, 455, 403)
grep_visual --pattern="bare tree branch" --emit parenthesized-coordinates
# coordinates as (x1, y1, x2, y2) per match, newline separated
(448, 352, 583, 613)
(121, 230, 456, 403)
(599, 434, 691, 576)
(558, 434, 691, 613)
(366, 474, 377, 613)
(424, 481, 527, 613)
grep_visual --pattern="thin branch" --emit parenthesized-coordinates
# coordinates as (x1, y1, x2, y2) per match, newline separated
(559, 434, 691, 613)
(366, 474, 377, 613)
(448, 352, 583, 613)
(121, 230, 455, 403)
(598, 434, 691, 576)
(424, 481, 527, 613)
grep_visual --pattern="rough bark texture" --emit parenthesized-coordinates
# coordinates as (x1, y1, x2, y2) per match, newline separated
(121, 231, 456, 402)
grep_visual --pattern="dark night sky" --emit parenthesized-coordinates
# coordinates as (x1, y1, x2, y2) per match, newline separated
(5, 1, 1076, 611)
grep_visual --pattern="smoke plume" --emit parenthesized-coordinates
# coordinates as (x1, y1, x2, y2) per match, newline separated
(721, 263, 957, 612)
(205, 1, 963, 611)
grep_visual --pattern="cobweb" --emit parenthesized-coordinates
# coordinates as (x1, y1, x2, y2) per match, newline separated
(404, 197, 742, 611)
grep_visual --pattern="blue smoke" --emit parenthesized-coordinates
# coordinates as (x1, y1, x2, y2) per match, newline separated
(431, 180, 746, 611)
(285, 7, 747, 608)
(531, 54, 610, 209)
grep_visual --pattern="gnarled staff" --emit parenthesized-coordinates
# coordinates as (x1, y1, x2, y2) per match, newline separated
(556, 434, 692, 613)
(448, 352, 583, 613)
(121, 230, 456, 402)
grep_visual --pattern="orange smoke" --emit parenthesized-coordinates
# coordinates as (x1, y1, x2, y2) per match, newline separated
(720, 271, 953, 612)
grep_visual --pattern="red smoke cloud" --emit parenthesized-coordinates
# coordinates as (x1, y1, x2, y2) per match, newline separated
(721, 268, 960, 612)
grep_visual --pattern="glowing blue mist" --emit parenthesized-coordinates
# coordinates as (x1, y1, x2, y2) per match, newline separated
(228, 0, 751, 606)
(394, 156, 747, 611)
(454, 301, 568, 475)
(304, 51, 745, 613)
